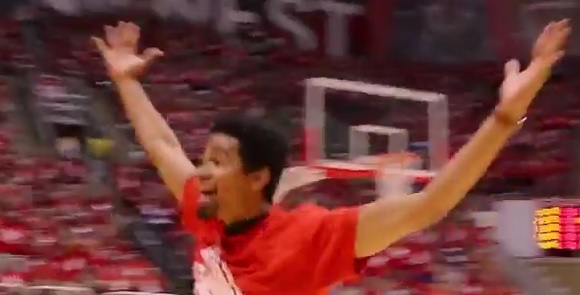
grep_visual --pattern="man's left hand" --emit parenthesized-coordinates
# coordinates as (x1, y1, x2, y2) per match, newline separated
(498, 19, 570, 124)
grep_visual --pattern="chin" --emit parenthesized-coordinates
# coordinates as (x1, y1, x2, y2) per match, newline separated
(196, 200, 219, 220)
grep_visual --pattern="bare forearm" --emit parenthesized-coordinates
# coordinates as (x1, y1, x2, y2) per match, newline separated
(357, 19, 569, 257)
(355, 115, 519, 257)
(421, 115, 518, 214)
(114, 78, 181, 155)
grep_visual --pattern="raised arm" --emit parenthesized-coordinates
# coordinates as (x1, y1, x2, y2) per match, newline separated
(354, 20, 570, 257)
(93, 22, 195, 201)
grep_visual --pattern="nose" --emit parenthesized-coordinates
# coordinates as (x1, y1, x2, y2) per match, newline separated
(194, 165, 215, 183)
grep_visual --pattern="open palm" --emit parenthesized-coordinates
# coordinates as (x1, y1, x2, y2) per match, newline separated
(92, 21, 163, 80)
(498, 19, 570, 122)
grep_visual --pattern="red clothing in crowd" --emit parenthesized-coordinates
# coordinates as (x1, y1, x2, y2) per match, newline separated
(95, 265, 131, 291)
(57, 248, 92, 281)
(29, 259, 60, 282)
(181, 177, 363, 295)
(0, 271, 29, 285)
(0, 218, 29, 255)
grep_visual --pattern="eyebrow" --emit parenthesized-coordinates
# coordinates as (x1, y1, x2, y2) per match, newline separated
(213, 146, 229, 154)
(212, 146, 237, 163)
(212, 146, 231, 159)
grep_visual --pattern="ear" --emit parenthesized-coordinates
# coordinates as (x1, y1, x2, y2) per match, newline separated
(249, 168, 271, 193)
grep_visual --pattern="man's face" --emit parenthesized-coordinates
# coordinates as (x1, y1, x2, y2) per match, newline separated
(197, 133, 262, 222)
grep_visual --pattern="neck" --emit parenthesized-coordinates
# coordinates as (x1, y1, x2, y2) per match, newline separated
(223, 211, 269, 236)
(222, 202, 270, 225)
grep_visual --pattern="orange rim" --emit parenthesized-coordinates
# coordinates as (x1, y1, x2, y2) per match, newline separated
(310, 152, 428, 182)
(375, 152, 420, 169)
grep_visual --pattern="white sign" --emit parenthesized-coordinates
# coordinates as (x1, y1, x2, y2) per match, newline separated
(41, 0, 364, 57)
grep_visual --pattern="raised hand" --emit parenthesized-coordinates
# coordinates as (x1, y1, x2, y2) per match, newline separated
(498, 19, 570, 123)
(532, 19, 570, 62)
(92, 21, 164, 80)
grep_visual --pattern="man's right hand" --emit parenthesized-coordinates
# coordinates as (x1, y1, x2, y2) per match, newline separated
(92, 21, 195, 203)
(92, 21, 164, 81)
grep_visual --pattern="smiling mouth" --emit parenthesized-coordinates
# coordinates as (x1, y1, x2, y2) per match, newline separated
(200, 190, 217, 203)
(198, 190, 218, 219)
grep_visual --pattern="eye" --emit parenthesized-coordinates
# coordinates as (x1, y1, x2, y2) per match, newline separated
(209, 159, 221, 166)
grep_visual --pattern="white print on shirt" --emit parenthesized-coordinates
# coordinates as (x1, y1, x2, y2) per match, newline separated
(193, 246, 243, 295)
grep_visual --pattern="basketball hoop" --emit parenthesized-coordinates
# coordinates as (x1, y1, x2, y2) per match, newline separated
(273, 153, 436, 204)
(356, 152, 419, 168)
(275, 76, 447, 202)
(309, 153, 434, 199)
(304, 77, 449, 171)
(310, 152, 434, 184)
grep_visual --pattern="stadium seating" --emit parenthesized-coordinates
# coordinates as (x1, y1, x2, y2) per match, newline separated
(2, 10, 575, 294)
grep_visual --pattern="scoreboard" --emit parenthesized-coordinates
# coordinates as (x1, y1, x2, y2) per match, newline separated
(535, 206, 580, 250)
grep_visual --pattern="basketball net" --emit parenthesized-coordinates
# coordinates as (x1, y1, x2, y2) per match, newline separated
(273, 152, 429, 204)
(373, 153, 422, 199)
(272, 166, 327, 203)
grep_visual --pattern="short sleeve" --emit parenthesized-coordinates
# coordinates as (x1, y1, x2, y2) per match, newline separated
(298, 205, 363, 288)
(180, 176, 201, 234)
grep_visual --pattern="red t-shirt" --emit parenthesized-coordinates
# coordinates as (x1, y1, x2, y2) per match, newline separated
(181, 177, 361, 295)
